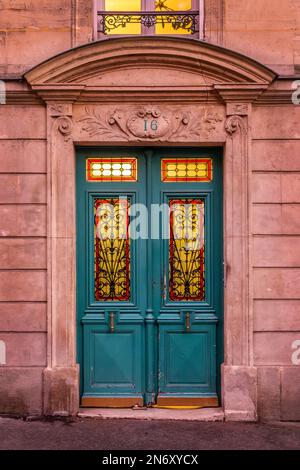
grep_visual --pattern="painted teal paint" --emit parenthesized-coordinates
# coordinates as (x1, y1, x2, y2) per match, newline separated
(77, 149, 147, 402)
(76, 147, 223, 405)
(158, 324, 216, 394)
(84, 323, 143, 397)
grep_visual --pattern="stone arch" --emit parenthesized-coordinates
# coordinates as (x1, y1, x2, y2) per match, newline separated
(25, 36, 276, 89)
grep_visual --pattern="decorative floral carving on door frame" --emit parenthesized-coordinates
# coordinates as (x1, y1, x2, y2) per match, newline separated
(78, 106, 223, 141)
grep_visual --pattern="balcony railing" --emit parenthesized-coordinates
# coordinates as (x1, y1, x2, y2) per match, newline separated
(97, 11, 199, 35)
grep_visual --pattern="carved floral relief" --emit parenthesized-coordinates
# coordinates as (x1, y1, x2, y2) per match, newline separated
(76, 106, 224, 142)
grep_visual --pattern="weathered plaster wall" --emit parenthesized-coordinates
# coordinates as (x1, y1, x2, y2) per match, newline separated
(0, 105, 47, 415)
(223, 0, 299, 75)
(252, 105, 300, 421)
(0, 0, 93, 77)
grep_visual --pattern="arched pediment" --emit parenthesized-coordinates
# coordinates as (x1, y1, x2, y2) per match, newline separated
(25, 37, 276, 93)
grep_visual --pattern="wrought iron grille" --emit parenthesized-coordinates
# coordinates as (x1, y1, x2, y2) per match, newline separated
(97, 11, 199, 35)
(169, 198, 205, 301)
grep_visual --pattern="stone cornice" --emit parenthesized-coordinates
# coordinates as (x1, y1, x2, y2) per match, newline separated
(214, 84, 269, 103)
(5, 90, 43, 105)
(30, 84, 85, 103)
(7, 38, 298, 106)
(3, 83, 295, 105)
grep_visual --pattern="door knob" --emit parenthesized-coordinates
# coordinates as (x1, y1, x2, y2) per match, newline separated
(109, 312, 115, 333)
(185, 312, 191, 332)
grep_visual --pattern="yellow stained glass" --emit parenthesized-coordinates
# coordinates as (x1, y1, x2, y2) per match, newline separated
(105, 0, 141, 35)
(155, 0, 192, 35)
(161, 158, 213, 182)
(169, 199, 205, 301)
(94, 198, 130, 301)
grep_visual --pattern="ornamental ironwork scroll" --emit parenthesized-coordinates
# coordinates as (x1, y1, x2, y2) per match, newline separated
(97, 11, 199, 34)
(169, 198, 205, 302)
(94, 198, 131, 302)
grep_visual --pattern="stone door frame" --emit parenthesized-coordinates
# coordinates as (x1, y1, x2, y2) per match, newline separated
(24, 37, 276, 420)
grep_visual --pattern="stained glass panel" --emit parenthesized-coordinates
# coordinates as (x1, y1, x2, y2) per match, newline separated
(94, 198, 130, 301)
(87, 158, 137, 182)
(169, 198, 205, 301)
(104, 0, 142, 34)
(155, 0, 192, 35)
(162, 158, 212, 182)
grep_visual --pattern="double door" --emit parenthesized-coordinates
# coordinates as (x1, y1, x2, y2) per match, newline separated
(76, 148, 223, 407)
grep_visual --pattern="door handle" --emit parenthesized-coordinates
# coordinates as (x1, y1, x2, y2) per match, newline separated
(109, 312, 115, 333)
(185, 312, 191, 332)
(162, 272, 166, 300)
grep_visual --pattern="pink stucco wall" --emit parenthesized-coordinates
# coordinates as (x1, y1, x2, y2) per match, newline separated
(0, 104, 47, 414)
(0, 1, 299, 419)
(251, 107, 300, 420)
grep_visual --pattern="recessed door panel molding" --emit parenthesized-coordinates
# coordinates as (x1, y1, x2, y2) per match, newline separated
(82, 323, 144, 400)
(158, 324, 217, 394)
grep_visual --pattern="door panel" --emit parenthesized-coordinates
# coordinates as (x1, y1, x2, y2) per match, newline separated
(77, 151, 147, 406)
(158, 320, 217, 396)
(150, 150, 222, 404)
(82, 321, 144, 406)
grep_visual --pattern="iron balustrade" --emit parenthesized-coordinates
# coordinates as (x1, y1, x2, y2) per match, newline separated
(97, 11, 199, 35)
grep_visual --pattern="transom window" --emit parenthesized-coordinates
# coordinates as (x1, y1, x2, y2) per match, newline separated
(86, 157, 138, 182)
(95, 0, 202, 38)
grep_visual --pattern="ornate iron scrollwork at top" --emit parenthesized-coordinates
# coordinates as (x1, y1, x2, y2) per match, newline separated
(97, 11, 199, 35)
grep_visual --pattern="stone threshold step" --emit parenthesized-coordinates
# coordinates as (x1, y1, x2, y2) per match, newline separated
(78, 407, 224, 421)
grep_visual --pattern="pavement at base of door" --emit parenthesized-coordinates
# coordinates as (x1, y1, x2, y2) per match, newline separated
(0, 416, 300, 450)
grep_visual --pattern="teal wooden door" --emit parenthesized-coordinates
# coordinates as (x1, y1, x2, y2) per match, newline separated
(77, 148, 223, 407)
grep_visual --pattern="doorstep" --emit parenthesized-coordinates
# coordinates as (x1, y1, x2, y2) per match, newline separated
(78, 407, 224, 421)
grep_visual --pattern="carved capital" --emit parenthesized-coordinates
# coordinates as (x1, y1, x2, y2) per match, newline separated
(48, 104, 73, 141)
(56, 116, 73, 140)
(226, 103, 250, 117)
(48, 103, 73, 118)
(225, 114, 247, 136)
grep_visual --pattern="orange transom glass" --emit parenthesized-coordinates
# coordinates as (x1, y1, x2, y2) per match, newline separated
(161, 158, 213, 182)
(87, 158, 138, 182)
